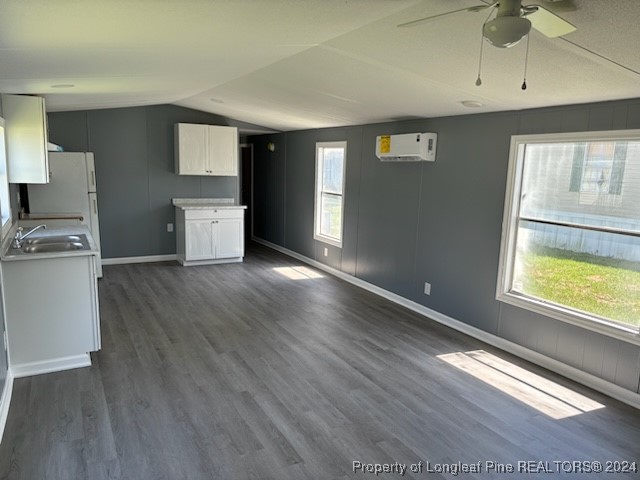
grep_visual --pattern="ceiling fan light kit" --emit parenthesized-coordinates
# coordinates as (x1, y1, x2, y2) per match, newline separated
(483, 16, 532, 48)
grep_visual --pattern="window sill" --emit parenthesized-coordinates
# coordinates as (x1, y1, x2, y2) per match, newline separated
(497, 291, 640, 346)
(313, 234, 342, 249)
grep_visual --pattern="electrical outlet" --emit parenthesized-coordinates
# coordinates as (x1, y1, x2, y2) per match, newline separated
(424, 282, 431, 296)
(167, 223, 174, 232)
(323, 247, 328, 257)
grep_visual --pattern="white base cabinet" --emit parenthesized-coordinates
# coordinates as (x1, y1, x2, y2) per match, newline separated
(1, 254, 101, 375)
(176, 207, 245, 266)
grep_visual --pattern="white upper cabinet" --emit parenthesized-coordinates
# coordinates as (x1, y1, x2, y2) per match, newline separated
(208, 125, 238, 176)
(1, 94, 49, 184)
(174, 123, 238, 176)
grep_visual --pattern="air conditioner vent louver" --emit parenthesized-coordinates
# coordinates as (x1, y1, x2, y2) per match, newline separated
(376, 132, 437, 162)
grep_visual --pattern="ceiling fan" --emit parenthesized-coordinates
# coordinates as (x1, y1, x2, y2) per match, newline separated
(398, 0, 577, 48)
(398, 0, 577, 89)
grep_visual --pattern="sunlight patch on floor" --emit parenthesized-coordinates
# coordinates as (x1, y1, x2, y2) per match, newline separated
(437, 350, 605, 419)
(273, 266, 323, 280)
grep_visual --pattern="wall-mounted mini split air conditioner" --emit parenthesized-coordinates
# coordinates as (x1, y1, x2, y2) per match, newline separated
(375, 132, 437, 162)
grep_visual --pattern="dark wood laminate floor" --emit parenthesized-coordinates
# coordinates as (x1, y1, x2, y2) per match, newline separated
(1, 243, 639, 479)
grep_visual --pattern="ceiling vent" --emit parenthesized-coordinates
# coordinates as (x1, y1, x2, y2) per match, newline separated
(376, 132, 437, 162)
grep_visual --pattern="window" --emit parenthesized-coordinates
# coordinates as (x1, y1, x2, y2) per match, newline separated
(0, 118, 12, 239)
(497, 130, 640, 341)
(314, 141, 346, 247)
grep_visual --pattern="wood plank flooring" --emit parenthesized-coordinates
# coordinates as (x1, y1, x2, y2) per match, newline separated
(0, 243, 639, 479)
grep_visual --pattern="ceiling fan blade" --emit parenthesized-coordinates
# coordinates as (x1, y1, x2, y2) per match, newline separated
(540, 0, 577, 13)
(527, 5, 576, 37)
(397, 4, 493, 28)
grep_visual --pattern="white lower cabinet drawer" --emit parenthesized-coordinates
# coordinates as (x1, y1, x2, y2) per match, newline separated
(185, 208, 243, 220)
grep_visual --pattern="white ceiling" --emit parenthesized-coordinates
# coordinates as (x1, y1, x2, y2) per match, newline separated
(1, 0, 639, 132)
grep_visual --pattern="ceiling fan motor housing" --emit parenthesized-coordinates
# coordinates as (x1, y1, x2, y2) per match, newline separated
(496, 0, 523, 17)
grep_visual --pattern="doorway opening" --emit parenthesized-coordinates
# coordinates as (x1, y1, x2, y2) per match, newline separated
(240, 143, 253, 242)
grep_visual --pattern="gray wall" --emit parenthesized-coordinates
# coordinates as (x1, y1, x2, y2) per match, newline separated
(47, 105, 260, 259)
(250, 98, 640, 395)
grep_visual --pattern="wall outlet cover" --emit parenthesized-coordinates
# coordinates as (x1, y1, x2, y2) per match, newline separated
(167, 223, 174, 232)
(424, 282, 431, 295)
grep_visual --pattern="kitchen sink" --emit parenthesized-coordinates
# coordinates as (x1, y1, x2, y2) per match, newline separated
(24, 235, 84, 245)
(21, 242, 86, 253)
(6, 233, 91, 256)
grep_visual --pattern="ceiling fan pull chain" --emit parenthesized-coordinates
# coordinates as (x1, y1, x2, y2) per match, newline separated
(476, 33, 484, 86)
(476, 7, 498, 87)
(522, 33, 531, 90)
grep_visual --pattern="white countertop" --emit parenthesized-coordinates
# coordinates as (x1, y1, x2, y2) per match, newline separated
(172, 198, 247, 210)
(1, 224, 99, 262)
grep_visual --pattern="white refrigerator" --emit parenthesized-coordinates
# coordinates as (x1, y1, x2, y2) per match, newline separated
(27, 152, 103, 277)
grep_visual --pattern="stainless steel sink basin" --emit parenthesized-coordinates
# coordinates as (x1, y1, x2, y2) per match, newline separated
(24, 235, 84, 245)
(21, 242, 86, 253)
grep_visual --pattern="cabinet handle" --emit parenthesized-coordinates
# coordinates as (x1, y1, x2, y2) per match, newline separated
(91, 170, 96, 188)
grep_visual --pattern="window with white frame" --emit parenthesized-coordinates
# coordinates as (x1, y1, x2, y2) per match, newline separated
(314, 141, 346, 247)
(0, 118, 12, 239)
(497, 130, 640, 340)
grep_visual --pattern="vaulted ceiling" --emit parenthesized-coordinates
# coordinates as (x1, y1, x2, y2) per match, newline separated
(1, 0, 638, 132)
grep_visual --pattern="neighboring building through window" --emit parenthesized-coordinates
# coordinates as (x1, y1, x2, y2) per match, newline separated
(497, 130, 640, 340)
(314, 141, 346, 247)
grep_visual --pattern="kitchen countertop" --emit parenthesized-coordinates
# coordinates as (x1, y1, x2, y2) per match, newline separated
(1, 224, 99, 262)
(172, 198, 247, 210)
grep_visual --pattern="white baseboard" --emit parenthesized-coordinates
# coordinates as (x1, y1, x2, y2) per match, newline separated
(177, 257, 243, 266)
(10, 354, 91, 378)
(253, 236, 640, 410)
(0, 370, 13, 444)
(102, 254, 177, 266)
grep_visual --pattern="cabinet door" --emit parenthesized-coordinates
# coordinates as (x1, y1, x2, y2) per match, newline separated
(185, 220, 214, 260)
(175, 124, 209, 175)
(208, 125, 238, 176)
(2, 94, 49, 183)
(215, 218, 244, 258)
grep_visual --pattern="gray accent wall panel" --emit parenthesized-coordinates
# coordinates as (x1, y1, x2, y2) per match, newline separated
(314, 126, 364, 274)
(47, 111, 89, 152)
(614, 343, 640, 393)
(588, 106, 615, 131)
(581, 330, 607, 378)
(144, 105, 239, 255)
(250, 97, 640, 397)
(283, 130, 316, 259)
(337, 127, 363, 277)
(612, 105, 629, 130)
(355, 125, 423, 299)
(555, 322, 587, 369)
(412, 114, 515, 333)
(88, 108, 151, 258)
(48, 104, 254, 258)
(627, 102, 640, 128)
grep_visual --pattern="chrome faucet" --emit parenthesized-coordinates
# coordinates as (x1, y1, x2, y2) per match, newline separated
(13, 224, 47, 248)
